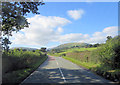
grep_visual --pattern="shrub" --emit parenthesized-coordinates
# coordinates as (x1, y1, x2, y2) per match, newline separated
(2, 49, 44, 72)
(97, 35, 120, 69)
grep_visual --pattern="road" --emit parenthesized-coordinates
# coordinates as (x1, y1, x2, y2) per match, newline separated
(21, 55, 112, 84)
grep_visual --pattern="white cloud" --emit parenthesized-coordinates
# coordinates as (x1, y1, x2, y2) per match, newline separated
(11, 14, 118, 48)
(67, 9, 84, 20)
(11, 15, 71, 46)
(85, 26, 118, 44)
(57, 27, 63, 33)
(103, 26, 118, 36)
(56, 33, 89, 43)
(55, 26, 118, 44)
(92, 32, 103, 37)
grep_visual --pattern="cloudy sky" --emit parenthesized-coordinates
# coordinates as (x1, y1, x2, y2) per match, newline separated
(10, 2, 118, 49)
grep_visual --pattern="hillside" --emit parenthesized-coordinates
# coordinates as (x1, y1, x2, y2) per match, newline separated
(11, 47, 38, 51)
(51, 42, 89, 50)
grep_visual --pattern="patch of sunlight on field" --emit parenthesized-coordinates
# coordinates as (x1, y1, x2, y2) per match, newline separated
(49, 47, 98, 58)
(63, 56, 100, 69)
(63, 47, 97, 53)
(51, 47, 97, 57)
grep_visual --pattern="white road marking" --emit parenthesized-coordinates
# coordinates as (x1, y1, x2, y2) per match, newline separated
(56, 59, 66, 83)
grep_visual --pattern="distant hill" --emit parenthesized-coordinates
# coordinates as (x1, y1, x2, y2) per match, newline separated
(11, 47, 38, 51)
(51, 42, 89, 50)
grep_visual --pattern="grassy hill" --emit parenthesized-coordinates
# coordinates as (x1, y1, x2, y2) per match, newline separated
(51, 42, 89, 50)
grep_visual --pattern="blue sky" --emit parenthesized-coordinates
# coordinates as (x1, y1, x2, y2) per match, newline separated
(10, 2, 118, 49)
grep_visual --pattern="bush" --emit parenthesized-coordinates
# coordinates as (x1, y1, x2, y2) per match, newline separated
(96, 35, 120, 69)
(2, 48, 48, 84)
(61, 53, 66, 56)
(2, 49, 44, 73)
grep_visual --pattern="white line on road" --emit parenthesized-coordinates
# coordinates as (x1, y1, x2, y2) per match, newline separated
(56, 59, 66, 83)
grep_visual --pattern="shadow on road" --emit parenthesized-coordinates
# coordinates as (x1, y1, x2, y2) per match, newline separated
(20, 56, 117, 85)
(21, 68, 114, 84)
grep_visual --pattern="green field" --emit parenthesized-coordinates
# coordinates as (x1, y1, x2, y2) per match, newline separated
(49, 47, 99, 67)
(62, 47, 97, 53)
(49, 47, 97, 57)
(63, 56, 100, 69)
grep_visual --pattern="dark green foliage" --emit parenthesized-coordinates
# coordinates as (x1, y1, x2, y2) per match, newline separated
(2, 2, 44, 51)
(2, 2, 44, 35)
(92, 43, 100, 47)
(97, 35, 120, 69)
(62, 53, 66, 56)
(2, 48, 46, 73)
(106, 36, 112, 42)
(2, 49, 48, 84)
(2, 37, 12, 52)
(40, 47, 47, 52)
(88, 44, 93, 47)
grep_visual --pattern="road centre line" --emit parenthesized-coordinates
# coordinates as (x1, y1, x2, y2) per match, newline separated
(55, 59, 66, 83)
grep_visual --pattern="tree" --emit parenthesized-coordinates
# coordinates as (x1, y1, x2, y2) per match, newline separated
(93, 43, 100, 47)
(2, 1, 45, 51)
(88, 44, 93, 48)
(2, 37, 11, 52)
(40, 47, 46, 52)
(97, 35, 120, 68)
(106, 36, 112, 42)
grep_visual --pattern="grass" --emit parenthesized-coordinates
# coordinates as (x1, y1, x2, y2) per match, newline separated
(59, 47, 97, 54)
(62, 56, 120, 83)
(63, 56, 100, 69)
(48, 47, 97, 57)
(65, 47, 97, 52)
(49, 47, 100, 69)
(2, 54, 48, 84)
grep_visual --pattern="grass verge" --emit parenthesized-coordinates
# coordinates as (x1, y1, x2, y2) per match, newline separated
(63, 56, 99, 69)
(2, 55, 48, 85)
(62, 56, 120, 83)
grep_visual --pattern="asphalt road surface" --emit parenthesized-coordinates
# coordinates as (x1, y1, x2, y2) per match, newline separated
(21, 56, 113, 84)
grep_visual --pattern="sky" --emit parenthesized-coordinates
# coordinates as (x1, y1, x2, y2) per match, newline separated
(10, 2, 118, 49)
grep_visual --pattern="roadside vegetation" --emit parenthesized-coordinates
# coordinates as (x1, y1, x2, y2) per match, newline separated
(2, 3, 46, 84)
(2, 48, 48, 85)
(48, 35, 120, 83)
